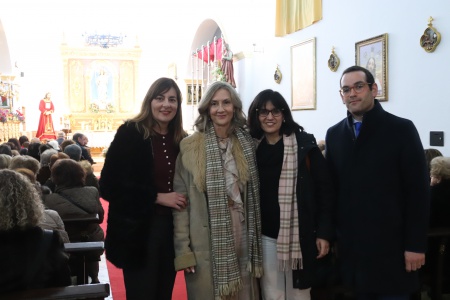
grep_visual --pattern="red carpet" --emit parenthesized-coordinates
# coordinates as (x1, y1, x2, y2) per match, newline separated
(100, 198, 187, 299)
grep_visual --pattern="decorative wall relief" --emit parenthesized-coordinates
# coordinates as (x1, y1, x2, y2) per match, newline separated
(274, 65, 282, 84)
(328, 47, 340, 72)
(420, 16, 441, 53)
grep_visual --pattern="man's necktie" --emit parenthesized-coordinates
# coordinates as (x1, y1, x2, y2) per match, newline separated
(354, 122, 362, 137)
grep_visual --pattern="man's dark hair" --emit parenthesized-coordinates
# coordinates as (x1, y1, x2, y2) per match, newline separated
(340, 66, 375, 91)
(72, 133, 84, 142)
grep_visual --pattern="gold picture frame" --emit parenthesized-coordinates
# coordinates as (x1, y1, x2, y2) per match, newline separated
(291, 38, 316, 110)
(355, 33, 388, 101)
(184, 79, 203, 105)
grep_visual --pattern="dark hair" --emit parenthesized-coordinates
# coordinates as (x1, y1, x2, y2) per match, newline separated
(340, 66, 375, 91)
(19, 135, 29, 146)
(72, 133, 84, 142)
(0, 144, 12, 156)
(247, 89, 303, 139)
(424, 148, 443, 172)
(38, 143, 52, 155)
(129, 77, 186, 144)
(7, 138, 20, 150)
(51, 159, 86, 187)
(27, 143, 41, 161)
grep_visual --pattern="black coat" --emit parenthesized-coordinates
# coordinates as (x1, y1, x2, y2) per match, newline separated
(99, 122, 157, 269)
(0, 227, 71, 293)
(291, 131, 336, 289)
(325, 100, 430, 293)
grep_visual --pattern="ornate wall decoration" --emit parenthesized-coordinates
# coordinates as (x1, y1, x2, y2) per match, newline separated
(420, 16, 441, 53)
(274, 65, 282, 84)
(328, 47, 340, 72)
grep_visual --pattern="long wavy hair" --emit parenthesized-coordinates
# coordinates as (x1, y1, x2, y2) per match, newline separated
(129, 77, 186, 144)
(247, 89, 303, 139)
(194, 81, 246, 135)
(0, 169, 44, 231)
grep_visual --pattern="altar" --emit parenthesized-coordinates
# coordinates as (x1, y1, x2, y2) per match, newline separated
(60, 42, 141, 149)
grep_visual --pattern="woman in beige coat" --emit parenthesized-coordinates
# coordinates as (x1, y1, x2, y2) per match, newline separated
(173, 81, 262, 299)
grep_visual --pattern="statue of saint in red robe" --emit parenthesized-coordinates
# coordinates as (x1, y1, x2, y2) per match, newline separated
(36, 92, 56, 140)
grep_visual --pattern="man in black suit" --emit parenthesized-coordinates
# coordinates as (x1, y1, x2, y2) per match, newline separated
(325, 66, 429, 299)
(73, 132, 95, 164)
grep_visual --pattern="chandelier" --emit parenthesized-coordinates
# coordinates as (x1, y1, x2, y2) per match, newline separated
(83, 32, 126, 49)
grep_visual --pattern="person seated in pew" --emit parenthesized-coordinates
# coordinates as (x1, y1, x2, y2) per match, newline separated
(8, 155, 70, 243)
(15, 167, 71, 243)
(429, 156, 450, 228)
(79, 160, 99, 190)
(427, 156, 450, 296)
(0, 169, 71, 294)
(44, 159, 104, 284)
(43, 152, 71, 193)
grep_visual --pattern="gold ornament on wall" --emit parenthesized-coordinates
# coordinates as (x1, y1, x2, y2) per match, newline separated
(420, 16, 441, 53)
(328, 47, 340, 72)
(274, 65, 282, 84)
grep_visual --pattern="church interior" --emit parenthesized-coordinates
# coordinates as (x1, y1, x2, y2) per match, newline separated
(0, 0, 448, 156)
(1, 1, 450, 299)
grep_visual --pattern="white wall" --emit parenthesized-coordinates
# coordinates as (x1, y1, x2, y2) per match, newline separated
(1, 0, 449, 155)
(232, 0, 450, 155)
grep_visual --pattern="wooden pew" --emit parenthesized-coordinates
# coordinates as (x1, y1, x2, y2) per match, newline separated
(62, 213, 100, 224)
(61, 214, 103, 284)
(64, 242, 105, 285)
(0, 283, 110, 300)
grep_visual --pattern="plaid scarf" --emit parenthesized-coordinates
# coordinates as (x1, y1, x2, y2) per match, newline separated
(277, 133, 303, 270)
(205, 124, 263, 298)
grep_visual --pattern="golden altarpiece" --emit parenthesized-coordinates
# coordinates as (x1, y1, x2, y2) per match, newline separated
(60, 44, 141, 150)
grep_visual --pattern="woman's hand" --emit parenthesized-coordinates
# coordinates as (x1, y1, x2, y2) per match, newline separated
(316, 238, 330, 259)
(156, 192, 187, 210)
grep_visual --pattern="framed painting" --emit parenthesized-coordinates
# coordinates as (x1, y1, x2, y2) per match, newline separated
(184, 79, 203, 105)
(355, 33, 388, 101)
(291, 38, 316, 110)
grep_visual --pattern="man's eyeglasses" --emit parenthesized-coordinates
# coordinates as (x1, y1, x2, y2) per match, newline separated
(339, 82, 372, 96)
(256, 108, 284, 117)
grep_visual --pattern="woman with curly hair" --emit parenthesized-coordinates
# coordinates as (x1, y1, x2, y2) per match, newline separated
(0, 169, 71, 294)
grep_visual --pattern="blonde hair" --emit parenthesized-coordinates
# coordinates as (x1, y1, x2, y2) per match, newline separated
(430, 156, 450, 180)
(0, 154, 12, 169)
(194, 81, 246, 135)
(0, 169, 44, 230)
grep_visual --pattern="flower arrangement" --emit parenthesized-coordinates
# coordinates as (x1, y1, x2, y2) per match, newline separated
(105, 103, 115, 113)
(213, 67, 226, 82)
(89, 102, 115, 113)
(89, 103, 100, 113)
(0, 108, 25, 123)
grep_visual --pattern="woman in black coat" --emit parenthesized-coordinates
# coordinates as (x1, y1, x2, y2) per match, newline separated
(248, 89, 335, 299)
(0, 169, 71, 294)
(99, 78, 187, 300)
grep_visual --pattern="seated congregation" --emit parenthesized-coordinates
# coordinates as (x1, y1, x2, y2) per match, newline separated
(0, 133, 109, 299)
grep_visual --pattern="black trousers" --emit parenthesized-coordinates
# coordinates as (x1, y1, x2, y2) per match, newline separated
(122, 213, 176, 300)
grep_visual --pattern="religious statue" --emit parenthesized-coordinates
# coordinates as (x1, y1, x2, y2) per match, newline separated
(221, 42, 236, 88)
(36, 92, 56, 140)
